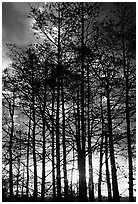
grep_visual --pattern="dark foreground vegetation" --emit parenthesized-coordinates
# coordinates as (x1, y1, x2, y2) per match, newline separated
(2, 2, 136, 202)
(2, 195, 136, 202)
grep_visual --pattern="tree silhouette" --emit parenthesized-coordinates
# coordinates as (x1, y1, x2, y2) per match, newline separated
(2, 2, 136, 202)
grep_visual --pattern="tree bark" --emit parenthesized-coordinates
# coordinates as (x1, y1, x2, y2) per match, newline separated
(98, 133, 104, 201)
(41, 61, 47, 201)
(87, 65, 94, 201)
(125, 65, 133, 202)
(52, 89, 56, 200)
(56, 4, 61, 200)
(41, 114, 46, 201)
(105, 131, 112, 201)
(26, 109, 31, 197)
(70, 139, 75, 197)
(98, 91, 104, 201)
(122, 20, 134, 201)
(78, 3, 87, 201)
(16, 129, 21, 197)
(61, 66, 68, 200)
(9, 122, 13, 200)
(76, 89, 82, 200)
(9, 98, 15, 200)
(106, 80, 120, 201)
(31, 61, 37, 200)
(22, 166, 25, 197)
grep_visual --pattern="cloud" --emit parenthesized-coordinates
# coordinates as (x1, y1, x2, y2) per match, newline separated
(2, 2, 35, 46)
(2, 2, 37, 69)
(3, 3, 25, 43)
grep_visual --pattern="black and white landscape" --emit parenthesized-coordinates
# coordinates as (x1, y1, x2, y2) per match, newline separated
(2, 2, 136, 202)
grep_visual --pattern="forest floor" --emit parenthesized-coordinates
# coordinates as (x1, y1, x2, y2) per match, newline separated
(2, 195, 136, 202)
(98, 197, 136, 202)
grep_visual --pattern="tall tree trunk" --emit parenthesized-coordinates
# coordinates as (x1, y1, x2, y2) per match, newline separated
(9, 100, 15, 200)
(22, 166, 24, 197)
(78, 2, 87, 201)
(61, 67, 68, 200)
(125, 65, 133, 202)
(70, 139, 75, 198)
(26, 109, 31, 197)
(76, 89, 82, 200)
(9, 124, 13, 200)
(41, 114, 46, 201)
(105, 131, 112, 201)
(78, 150, 87, 201)
(41, 61, 47, 201)
(98, 133, 104, 201)
(32, 69, 37, 200)
(52, 89, 56, 200)
(122, 22, 134, 201)
(76, 90, 81, 155)
(16, 128, 21, 197)
(98, 90, 104, 201)
(56, 4, 61, 200)
(16, 170, 19, 197)
(87, 65, 94, 201)
(106, 80, 120, 201)
(32, 98, 37, 199)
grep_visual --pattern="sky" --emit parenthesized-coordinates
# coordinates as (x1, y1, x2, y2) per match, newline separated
(3, 3, 30, 44)
(2, 2, 40, 45)
(2, 2, 42, 69)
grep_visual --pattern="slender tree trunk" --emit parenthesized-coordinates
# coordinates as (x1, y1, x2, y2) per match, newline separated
(9, 102, 14, 200)
(16, 129, 21, 197)
(106, 81, 120, 201)
(125, 65, 133, 202)
(87, 65, 94, 201)
(52, 89, 56, 200)
(26, 109, 31, 197)
(41, 62, 47, 201)
(98, 91, 104, 201)
(88, 151, 94, 201)
(71, 139, 75, 198)
(122, 24, 134, 201)
(32, 69, 37, 200)
(61, 68, 68, 200)
(78, 2, 87, 201)
(32, 99, 37, 199)
(16, 172, 19, 197)
(22, 166, 24, 197)
(105, 131, 112, 201)
(41, 114, 46, 201)
(76, 89, 81, 200)
(56, 4, 61, 200)
(9, 125, 13, 200)
(76, 90, 81, 155)
(98, 133, 104, 201)
(90, 109, 95, 200)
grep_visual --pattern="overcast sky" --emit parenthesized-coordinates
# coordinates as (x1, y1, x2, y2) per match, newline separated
(2, 2, 41, 69)
(2, 2, 39, 45)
